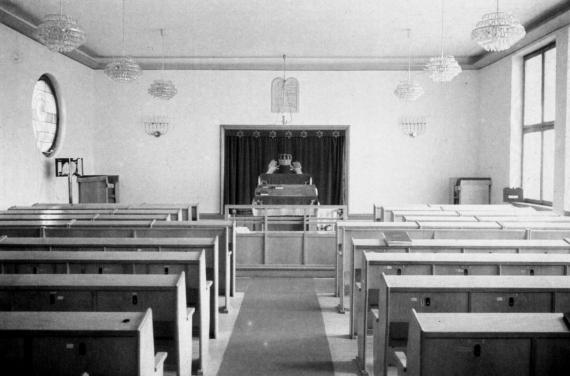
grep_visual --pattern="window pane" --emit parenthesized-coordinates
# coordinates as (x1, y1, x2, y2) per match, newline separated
(522, 132, 541, 200)
(543, 47, 556, 123)
(31, 76, 59, 156)
(542, 129, 554, 202)
(524, 55, 542, 126)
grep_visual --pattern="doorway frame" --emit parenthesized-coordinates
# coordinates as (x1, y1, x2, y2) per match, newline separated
(219, 124, 350, 214)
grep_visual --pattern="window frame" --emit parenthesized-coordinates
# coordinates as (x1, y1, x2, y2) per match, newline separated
(32, 74, 60, 157)
(521, 42, 556, 206)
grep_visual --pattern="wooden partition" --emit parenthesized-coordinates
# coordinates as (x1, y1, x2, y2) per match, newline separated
(227, 204, 346, 277)
(0, 309, 165, 376)
(0, 273, 193, 376)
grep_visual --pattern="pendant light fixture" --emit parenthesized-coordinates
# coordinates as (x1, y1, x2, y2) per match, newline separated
(34, 0, 86, 53)
(104, 0, 142, 82)
(471, 0, 526, 52)
(425, 0, 462, 82)
(148, 29, 177, 100)
(394, 29, 424, 101)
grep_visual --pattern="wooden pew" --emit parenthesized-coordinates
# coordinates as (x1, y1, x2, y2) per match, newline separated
(0, 236, 219, 339)
(370, 275, 570, 376)
(0, 218, 236, 300)
(391, 210, 458, 222)
(18, 202, 200, 221)
(402, 215, 478, 222)
(0, 250, 209, 375)
(353, 250, 570, 341)
(477, 215, 570, 222)
(0, 213, 172, 221)
(0, 309, 166, 376)
(397, 311, 570, 376)
(0, 273, 193, 376)
(4, 208, 186, 221)
(435, 204, 521, 211)
(500, 221, 570, 230)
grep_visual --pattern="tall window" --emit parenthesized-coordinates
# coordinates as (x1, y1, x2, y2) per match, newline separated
(32, 75, 60, 157)
(522, 43, 556, 204)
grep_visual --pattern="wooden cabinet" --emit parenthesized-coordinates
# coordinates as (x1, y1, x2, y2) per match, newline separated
(77, 175, 119, 203)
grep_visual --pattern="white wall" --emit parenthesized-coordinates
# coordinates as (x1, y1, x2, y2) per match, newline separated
(0, 24, 96, 209)
(94, 69, 481, 213)
(0, 22, 483, 213)
(477, 58, 518, 204)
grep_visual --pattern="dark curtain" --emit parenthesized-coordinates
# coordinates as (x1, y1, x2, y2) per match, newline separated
(224, 129, 346, 205)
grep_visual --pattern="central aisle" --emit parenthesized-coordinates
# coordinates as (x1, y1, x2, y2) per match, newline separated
(216, 278, 335, 376)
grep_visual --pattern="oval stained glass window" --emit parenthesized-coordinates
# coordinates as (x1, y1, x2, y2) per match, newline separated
(31, 75, 59, 156)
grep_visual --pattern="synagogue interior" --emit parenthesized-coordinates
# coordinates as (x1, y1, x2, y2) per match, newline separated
(1, 1, 570, 375)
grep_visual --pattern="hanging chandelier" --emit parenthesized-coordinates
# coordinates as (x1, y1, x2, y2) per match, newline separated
(104, 0, 142, 82)
(471, 0, 526, 52)
(425, 0, 461, 82)
(148, 29, 177, 100)
(34, 0, 86, 53)
(394, 29, 424, 101)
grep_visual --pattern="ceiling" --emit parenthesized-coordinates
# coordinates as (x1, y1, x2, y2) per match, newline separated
(1, 0, 569, 70)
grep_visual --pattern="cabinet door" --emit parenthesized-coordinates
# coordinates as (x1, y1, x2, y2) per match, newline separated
(534, 338, 570, 376)
(96, 291, 175, 322)
(12, 290, 92, 311)
(0, 337, 28, 373)
(0, 290, 10, 310)
(421, 338, 531, 376)
(501, 265, 566, 276)
(389, 292, 469, 321)
(71, 263, 131, 274)
(13, 263, 60, 274)
(470, 292, 552, 312)
(146, 263, 186, 276)
(434, 264, 499, 275)
(32, 336, 137, 376)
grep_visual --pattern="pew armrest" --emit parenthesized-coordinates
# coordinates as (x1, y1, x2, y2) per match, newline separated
(206, 280, 213, 289)
(355, 282, 362, 291)
(154, 352, 168, 376)
(370, 308, 380, 322)
(187, 307, 195, 321)
(394, 351, 407, 375)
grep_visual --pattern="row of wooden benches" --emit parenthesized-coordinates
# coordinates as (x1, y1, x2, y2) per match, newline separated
(335, 218, 570, 311)
(349, 205, 570, 375)
(0, 203, 229, 376)
(356, 253, 570, 376)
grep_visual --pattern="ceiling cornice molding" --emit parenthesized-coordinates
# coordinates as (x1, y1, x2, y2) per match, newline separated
(1, 2, 566, 72)
(95, 56, 477, 71)
(0, 5, 99, 68)
(472, 6, 570, 69)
